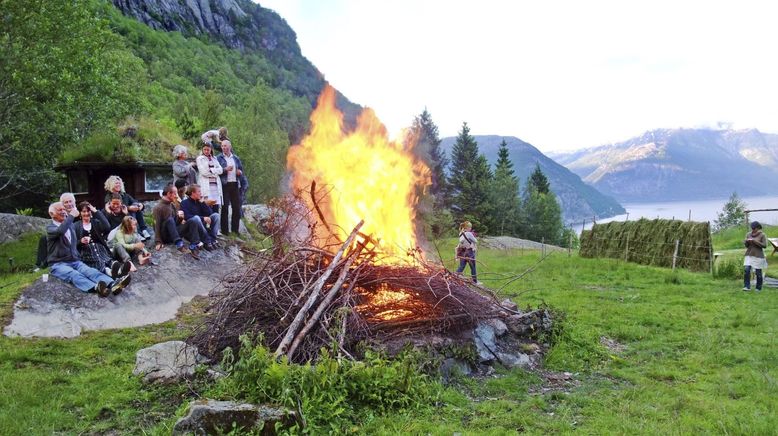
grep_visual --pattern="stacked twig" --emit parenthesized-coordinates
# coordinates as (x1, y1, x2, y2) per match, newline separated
(190, 188, 505, 363)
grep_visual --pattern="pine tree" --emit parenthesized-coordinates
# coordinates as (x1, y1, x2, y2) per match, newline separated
(522, 166, 563, 244)
(409, 109, 449, 206)
(490, 139, 521, 235)
(449, 122, 493, 232)
(529, 163, 550, 194)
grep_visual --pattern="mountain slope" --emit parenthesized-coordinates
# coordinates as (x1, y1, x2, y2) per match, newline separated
(110, 0, 360, 121)
(441, 135, 625, 223)
(551, 128, 778, 202)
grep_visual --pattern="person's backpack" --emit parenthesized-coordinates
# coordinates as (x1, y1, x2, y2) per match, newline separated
(35, 234, 48, 268)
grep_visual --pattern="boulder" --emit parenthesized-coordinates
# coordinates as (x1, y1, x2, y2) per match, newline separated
(473, 322, 498, 362)
(0, 213, 49, 244)
(439, 357, 472, 381)
(133, 340, 201, 383)
(497, 352, 531, 369)
(173, 400, 297, 435)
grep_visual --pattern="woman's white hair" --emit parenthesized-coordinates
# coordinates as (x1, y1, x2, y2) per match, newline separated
(104, 175, 125, 193)
(172, 144, 188, 158)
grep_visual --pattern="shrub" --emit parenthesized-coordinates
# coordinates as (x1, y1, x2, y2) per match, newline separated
(216, 335, 439, 433)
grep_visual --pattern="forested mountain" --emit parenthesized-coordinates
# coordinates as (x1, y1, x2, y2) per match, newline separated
(0, 0, 359, 212)
(440, 135, 625, 223)
(550, 128, 778, 203)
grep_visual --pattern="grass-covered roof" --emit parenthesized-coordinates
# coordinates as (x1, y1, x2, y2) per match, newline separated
(58, 117, 187, 165)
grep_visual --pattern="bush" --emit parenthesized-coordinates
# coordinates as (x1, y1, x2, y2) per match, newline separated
(216, 336, 439, 433)
(714, 257, 742, 280)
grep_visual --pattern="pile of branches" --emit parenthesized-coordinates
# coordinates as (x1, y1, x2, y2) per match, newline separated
(190, 189, 504, 363)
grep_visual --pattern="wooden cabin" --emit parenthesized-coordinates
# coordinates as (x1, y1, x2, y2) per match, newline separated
(55, 161, 172, 207)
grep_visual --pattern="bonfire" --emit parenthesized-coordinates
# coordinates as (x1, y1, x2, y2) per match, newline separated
(191, 86, 510, 363)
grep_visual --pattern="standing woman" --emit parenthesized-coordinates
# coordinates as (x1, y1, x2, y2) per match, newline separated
(172, 144, 197, 186)
(743, 221, 767, 292)
(196, 143, 223, 214)
(455, 221, 478, 283)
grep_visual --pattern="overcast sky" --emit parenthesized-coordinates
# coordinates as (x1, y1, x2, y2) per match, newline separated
(257, 0, 778, 152)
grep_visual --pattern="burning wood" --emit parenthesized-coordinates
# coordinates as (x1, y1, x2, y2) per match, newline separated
(190, 192, 506, 363)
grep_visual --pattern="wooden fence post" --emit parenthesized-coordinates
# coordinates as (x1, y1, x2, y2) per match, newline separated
(672, 239, 680, 271)
(624, 231, 630, 262)
(568, 226, 573, 257)
(542, 236, 545, 256)
(708, 222, 714, 275)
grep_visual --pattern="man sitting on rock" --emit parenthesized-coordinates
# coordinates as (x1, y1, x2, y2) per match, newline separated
(181, 184, 221, 251)
(46, 201, 130, 297)
(153, 184, 205, 260)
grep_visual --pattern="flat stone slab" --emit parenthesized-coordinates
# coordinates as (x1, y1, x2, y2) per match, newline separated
(4, 245, 244, 338)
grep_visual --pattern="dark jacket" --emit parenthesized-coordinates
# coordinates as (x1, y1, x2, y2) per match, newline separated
(744, 230, 767, 258)
(46, 215, 80, 264)
(104, 209, 127, 230)
(74, 219, 111, 251)
(181, 197, 215, 220)
(216, 153, 248, 192)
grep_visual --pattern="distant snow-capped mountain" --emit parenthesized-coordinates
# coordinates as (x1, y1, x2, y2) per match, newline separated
(550, 128, 778, 203)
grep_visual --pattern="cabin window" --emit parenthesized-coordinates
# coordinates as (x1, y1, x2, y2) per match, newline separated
(69, 170, 89, 195)
(144, 168, 170, 193)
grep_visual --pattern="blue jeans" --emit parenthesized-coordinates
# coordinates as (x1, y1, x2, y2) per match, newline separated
(131, 209, 148, 232)
(744, 265, 763, 290)
(50, 260, 114, 292)
(160, 217, 200, 246)
(456, 248, 477, 282)
(188, 214, 220, 244)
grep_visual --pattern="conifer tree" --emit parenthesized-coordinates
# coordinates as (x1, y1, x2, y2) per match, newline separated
(449, 122, 493, 232)
(491, 139, 521, 235)
(522, 165, 563, 244)
(529, 163, 551, 194)
(409, 109, 448, 206)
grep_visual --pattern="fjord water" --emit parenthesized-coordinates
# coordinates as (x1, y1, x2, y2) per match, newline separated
(580, 195, 778, 231)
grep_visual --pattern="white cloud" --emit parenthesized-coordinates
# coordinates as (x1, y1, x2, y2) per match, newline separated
(257, 0, 778, 151)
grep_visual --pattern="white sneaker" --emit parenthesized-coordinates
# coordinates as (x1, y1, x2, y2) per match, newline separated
(141, 229, 152, 239)
(742, 287, 750, 291)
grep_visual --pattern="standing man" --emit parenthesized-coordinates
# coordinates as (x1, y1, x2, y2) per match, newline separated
(216, 140, 247, 236)
(196, 143, 223, 214)
(181, 184, 221, 250)
(46, 202, 130, 297)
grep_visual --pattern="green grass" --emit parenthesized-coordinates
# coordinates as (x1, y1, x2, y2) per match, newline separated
(1, 234, 777, 433)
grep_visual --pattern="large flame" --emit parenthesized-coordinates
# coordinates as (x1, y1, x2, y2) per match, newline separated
(286, 86, 430, 262)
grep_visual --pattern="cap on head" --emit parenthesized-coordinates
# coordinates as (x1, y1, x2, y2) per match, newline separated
(751, 221, 762, 230)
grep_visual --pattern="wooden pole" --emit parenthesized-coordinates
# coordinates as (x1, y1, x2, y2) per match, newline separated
(624, 231, 630, 262)
(581, 219, 586, 233)
(541, 236, 545, 256)
(708, 221, 714, 275)
(275, 220, 364, 358)
(568, 226, 572, 257)
(688, 210, 691, 221)
(672, 239, 680, 271)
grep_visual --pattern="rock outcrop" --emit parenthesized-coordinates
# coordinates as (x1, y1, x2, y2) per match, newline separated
(173, 400, 297, 435)
(133, 340, 204, 383)
(0, 213, 49, 244)
(3, 244, 243, 338)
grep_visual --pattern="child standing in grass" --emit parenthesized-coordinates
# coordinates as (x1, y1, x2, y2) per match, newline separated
(743, 221, 767, 292)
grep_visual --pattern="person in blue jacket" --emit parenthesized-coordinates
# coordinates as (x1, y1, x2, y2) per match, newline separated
(181, 184, 221, 251)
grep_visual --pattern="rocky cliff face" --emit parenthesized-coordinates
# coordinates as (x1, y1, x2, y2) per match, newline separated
(552, 128, 778, 202)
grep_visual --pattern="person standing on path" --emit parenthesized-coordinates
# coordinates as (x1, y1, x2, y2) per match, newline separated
(455, 221, 478, 283)
(743, 221, 768, 292)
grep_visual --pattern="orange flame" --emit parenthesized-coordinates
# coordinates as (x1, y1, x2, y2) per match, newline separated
(286, 85, 431, 262)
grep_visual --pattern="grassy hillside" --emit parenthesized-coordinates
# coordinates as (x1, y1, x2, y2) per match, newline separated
(1, 235, 776, 433)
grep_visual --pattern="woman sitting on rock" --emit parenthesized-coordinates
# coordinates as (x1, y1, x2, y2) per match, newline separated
(74, 202, 130, 278)
(113, 216, 151, 272)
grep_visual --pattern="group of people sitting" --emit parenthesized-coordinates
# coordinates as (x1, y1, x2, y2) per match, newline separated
(42, 127, 249, 298)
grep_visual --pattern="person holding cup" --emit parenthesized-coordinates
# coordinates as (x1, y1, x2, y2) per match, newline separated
(74, 201, 130, 278)
(195, 142, 223, 214)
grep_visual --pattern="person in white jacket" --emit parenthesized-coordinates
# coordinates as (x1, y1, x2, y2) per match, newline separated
(195, 143, 223, 213)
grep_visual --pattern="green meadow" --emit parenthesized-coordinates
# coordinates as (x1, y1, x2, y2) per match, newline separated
(1, 228, 776, 434)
